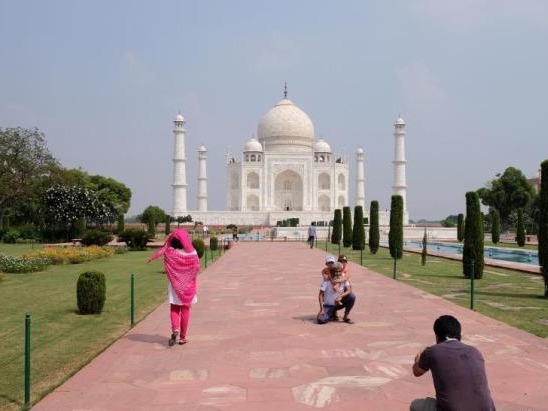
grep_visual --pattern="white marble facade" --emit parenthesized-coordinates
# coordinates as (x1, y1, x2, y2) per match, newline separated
(172, 91, 408, 227)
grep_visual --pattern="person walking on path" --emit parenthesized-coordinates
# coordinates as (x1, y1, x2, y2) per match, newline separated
(410, 315, 496, 411)
(307, 222, 317, 248)
(148, 228, 200, 346)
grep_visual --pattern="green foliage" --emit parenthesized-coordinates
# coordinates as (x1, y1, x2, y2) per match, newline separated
(421, 228, 427, 266)
(139, 205, 167, 235)
(81, 229, 113, 246)
(165, 215, 172, 235)
(76, 271, 106, 314)
(44, 185, 116, 235)
(457, 213, 464, 242)
(441, 215, 458, 227)
(0, 253, 49, 273)
(210, 236, 218, 251)
(331, 209, 342, 245)
(116, 214, 125, 234)
(463, 191, 484, 279)
(192, 238, 205, 258)
(388, 195, 403, 259)
(491, 209, 500, 244)
(2, 229, 20, 244)
(342, 206, 353, 247)
(539, 160, 548, 297)
(477, 167, 536, 230)
(118, 228, 150, 250)
(352, 206, 365, 250)
(177, 215, 193, 224)
(88, 175, 132, 215)
(368, 200, 380, 254)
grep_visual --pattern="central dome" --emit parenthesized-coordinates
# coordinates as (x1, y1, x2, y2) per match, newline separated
(257, 98, 315, 152)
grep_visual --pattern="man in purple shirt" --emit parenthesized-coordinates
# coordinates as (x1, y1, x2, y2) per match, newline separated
(411, 315, 496, 411)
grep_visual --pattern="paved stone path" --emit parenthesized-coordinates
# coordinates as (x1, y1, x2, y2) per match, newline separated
(32, 242, 548, 411)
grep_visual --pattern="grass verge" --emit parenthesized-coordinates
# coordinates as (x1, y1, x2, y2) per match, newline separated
(0, 244, 223, 411)
(321, 242, 548, 338)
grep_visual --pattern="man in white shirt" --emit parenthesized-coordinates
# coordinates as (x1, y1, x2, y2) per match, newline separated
(317, 262, 356, 324)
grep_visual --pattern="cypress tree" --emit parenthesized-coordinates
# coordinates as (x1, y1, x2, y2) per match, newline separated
(463, 191, 484, 279)
(491, 209, 500, 244)
(538, 160, 548, 297)
(331, 209, 342, 245)
(421, 228, 427, 266)
(369, 200, 380, 254)
(342, 206, 353, 247)
(164, 215, 172, 236)
(116, 214, 125, 234)
(352, 205, 365, 250)
(457, 213, 464, 242)
(388, 195, 403, 259)
(516, 208, 525, 247)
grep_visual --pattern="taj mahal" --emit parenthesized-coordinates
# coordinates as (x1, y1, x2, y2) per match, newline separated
(170, 88, 409, 227)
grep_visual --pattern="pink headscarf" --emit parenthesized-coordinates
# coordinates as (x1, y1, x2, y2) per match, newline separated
(149, 228, 200, 306)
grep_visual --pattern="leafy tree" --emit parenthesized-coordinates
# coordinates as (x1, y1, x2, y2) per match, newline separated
(139, 205, 167, 235)
(388, 195, 403, 259)
(421, 228, 427, 266)
(477, 167, 536, 230)
(88, 175, 131, 216)
(342, 206, 353, 247)
(491, 208, 500, 244)
(165, 215, 172, 235)
(368, 200, 379, 254)
(116, 214, 125, 233)
(177, 215, 193, 226)
(440, 215, 458, 227)
(538, 160, 548, 297)
(44, 185, 116, 239)
(457, 213, 464, 242)
(352, 205, 365, 250)
(463, 191, 484, 279)
(0, 127, 61, 227)
(331, 209, 342, 245)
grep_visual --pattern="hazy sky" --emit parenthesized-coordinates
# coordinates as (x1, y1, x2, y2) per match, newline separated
(1, 1, 547, 220)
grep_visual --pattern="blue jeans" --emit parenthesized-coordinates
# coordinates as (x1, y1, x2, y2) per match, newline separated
(317, 293, 356, 324)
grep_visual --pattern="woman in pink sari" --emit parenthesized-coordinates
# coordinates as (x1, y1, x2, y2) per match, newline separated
(149, 228, 200, 346)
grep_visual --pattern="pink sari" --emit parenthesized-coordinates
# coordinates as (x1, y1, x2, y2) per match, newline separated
(149, 228, 200, 306)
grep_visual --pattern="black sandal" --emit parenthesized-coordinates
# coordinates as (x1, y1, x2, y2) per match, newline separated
(168, 331, 179, 346)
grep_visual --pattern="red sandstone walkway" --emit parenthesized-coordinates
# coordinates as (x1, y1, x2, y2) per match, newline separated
(32, 242, 548, 411)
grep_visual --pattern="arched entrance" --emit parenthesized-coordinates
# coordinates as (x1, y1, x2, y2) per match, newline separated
(274, 170, 303, 211)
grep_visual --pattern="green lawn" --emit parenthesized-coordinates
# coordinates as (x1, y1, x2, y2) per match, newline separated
(322, 242, 548, 338)
(0, 244, 223, 411)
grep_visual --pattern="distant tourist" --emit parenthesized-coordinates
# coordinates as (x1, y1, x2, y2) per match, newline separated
(307, 222, 317, 248)
(148, 228, 200, 346)
(410, 315, 496, 411)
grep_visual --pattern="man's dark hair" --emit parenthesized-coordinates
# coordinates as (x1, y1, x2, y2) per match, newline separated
(433, 315, 461, 342)
(171, 237, 183, 250)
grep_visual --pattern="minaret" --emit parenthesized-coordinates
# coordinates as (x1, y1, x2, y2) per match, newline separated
(355, 147, 365, 208)
(392, 116, 407, 212)
(172, 114, 187, 215)
(197, 145, 208, 211)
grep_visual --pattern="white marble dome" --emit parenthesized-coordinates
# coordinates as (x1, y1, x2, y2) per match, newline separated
(313, 138, 331, 153)
(258, 98, 314, 152)
(244, 138, 263, 152)
(198, 145, 207, 152)
(175, 114, 185, 122)
(395, 116, 405, 126)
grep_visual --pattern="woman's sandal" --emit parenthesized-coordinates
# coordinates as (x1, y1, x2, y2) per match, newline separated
(178, 338, 188, 345)
(168, 331, 179, 346)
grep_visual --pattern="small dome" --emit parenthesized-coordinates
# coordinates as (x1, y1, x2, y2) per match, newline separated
(244, 138, 263, 152)
(313, 138, 331, 153)
(395, 116, 405, 126)
(356, 147, 364, 154)
(198, 145, 207, 152)
(175, 114, 185, 122)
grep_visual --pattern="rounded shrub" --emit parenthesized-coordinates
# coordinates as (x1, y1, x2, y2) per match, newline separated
(192, 238, 205, 258)
(77, 271, 106, 314)
(2, 229, 20, 244)
(209, 236, 218, 251)
(117, 228, 150, 250)
(81, 229, 113, 246)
